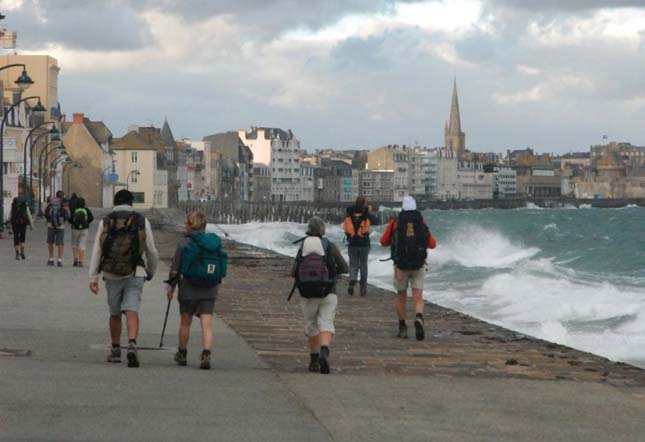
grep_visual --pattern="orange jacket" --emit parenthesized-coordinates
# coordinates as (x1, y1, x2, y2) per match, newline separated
(379, 218, 437, 249)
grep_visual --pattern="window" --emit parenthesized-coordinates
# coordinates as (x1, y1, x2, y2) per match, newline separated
(132, 192, 145, 204)
(131, 173, 138, 184)
(131, 152, 138, 163)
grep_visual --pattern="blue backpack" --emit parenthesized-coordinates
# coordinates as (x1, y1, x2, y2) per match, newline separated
(181, 231, 227, 288)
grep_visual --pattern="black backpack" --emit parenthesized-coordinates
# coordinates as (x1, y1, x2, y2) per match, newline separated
(12, 201, 28, 225)
(295, 238, 336, 298)
(392, 210, 429, 270)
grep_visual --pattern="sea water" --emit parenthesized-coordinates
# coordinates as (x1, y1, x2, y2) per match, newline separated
(208, 206, 645, 368)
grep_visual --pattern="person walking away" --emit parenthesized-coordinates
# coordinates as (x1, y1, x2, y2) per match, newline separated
(44, 190, 70, 267)
(68, 193, 78, 215)
(10, 196, 33, 260)
(292, 216, 349, 374)
(71, 198, 94, 267)
(380, 196, 436, 341)
(343, 196, 379, 296)
(166, 211, 227, 370)
(88, 189, 159, 368)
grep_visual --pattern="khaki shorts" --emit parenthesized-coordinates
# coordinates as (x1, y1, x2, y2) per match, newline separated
(71, 229, 89, 250)
(300, 294, 338, 337)
(393, 267, 425, 291)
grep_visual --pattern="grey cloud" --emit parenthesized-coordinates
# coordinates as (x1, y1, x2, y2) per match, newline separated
(487, 0, 645, 11)
(2, 0, 152, 50)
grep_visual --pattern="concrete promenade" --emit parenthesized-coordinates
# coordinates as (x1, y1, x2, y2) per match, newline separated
(1, 216, 645, 441)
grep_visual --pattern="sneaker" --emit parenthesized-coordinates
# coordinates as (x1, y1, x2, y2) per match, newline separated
(106, 346, 121, 363)
(15, 252, 20, 260)
(200, 351, 211, 370)
(414, 317, 425, 341)
(127, 343, 139, 368)
(47, 258, 54, 266)
(319, 346, 330, 375)
(397, 323, 408, 339)
(174, 350, 187, 366)
(73, 260, 78, 267)
(57, 259, 63, 267)
(20, 252, 26, 260)
(347, 282, 355, 296)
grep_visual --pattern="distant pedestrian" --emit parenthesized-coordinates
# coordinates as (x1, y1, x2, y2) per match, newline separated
(88, 189, 159, 368)
(380, 196, 436, 341)
(10, 196, 33, 260)
(343, 196, 379, 296)
(44, 190, 70, 267)
(166, 211, 227, 370)
(71, 198, 94, 268)
(292, 216, 349, 374)
(68, 193, 78, 215)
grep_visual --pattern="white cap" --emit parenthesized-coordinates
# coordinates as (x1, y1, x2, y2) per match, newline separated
(402, 196, 416, 211)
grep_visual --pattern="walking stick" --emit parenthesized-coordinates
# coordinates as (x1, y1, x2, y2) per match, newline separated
(159, 298, 172, 348)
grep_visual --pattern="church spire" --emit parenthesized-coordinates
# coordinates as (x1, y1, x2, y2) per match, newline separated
(444, 77, 466, 155)
(448, 77, 461, 133)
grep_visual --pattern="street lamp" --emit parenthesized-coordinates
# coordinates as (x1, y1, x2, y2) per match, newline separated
(23, 121, 58, 198)
(50, 154, 70, 197)
(37, 141, 65, 214)
(0, 95, 45, 229)
(0, 63, 34, 91)
(126, 170, 140, 190)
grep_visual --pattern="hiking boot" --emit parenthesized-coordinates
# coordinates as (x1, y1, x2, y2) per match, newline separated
(397, 323, 408, 339)
(200, 351, 211, 370)
(15, 251, 20, 260)
(174, 349, 187, 366)
(360, 283, 367, 297)
(20, 251, 26, 260)
(73, 260, 78, 267)
(47, 258, 54, 266)
(414, 317, 425, 341)
(347, 281, 355, 296)
(319, 346, 330, 375)
(308, 353, 320, 372)
(57, 259, 63, 267)
(78, 262, 84, 268)
(106, 346, 121, 363)
(127, 343, 139, 368)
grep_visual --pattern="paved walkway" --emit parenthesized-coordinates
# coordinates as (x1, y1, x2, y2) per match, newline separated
(1, 217, 645, 442)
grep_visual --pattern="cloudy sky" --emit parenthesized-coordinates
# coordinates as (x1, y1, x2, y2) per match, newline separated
(2, 0, 645, 153)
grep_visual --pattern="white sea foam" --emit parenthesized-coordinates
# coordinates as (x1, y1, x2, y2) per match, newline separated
(213, 221, 645, 367)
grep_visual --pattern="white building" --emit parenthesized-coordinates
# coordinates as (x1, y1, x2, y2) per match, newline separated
(492, 166, 517, 199)
(435, 148, 459, 200)
(409, 147, 438, 198)
(239, 127, 302, 202)
(456, 161, 494, 200)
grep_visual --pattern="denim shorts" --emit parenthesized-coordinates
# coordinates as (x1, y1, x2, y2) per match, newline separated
(47, 227, 65, 246)
(105, 276, 145, 316)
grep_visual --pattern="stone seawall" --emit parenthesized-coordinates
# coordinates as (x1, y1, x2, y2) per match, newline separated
(178, 197, 645, 224)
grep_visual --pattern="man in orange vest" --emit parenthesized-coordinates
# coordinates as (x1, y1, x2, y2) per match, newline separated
(343, 196, 379, 296)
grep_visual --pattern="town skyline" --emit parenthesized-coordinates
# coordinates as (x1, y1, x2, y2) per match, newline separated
(3, 0, 645, 153)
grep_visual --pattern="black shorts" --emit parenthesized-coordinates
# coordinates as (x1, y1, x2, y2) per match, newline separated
(179, 299, 215, 317)
(12, 223, 27, 246)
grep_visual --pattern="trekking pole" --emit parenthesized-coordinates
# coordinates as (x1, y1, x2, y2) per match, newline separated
(286, 280, 298, 302)
(159, 298, 172, 348)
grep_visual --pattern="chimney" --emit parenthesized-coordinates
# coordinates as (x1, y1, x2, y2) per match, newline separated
(72, 113, 84, 124)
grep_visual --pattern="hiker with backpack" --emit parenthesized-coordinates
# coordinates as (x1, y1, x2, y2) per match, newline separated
(88, 189, 159, 368)
(10, 196, 33, 260)
(166, 210, 227, 370)
(71, 198, 94, 268)
(44, 190, 70, 267)
(380, 196, 436, 341)
(343, 196, 379, 296)
(291, 216, 349, 374)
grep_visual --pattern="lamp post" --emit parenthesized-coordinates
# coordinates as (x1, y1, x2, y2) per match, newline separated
(126, 169, 140, 190)
(38, 141, 64, 215)
(29, 127, 59, 207)
(64, 162, 82, 195)
(0, 94, 45, 228)
(23, 122, 58, 197)
(50, 155, 70, 197)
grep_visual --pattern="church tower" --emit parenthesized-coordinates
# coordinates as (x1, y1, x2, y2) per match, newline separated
(444, 78, 466, 156)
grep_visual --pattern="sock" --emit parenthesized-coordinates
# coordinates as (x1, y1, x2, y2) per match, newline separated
(399, 320, 406, 327)
(320, 346, 330, 359)
(415, 313, 424, 323)
(202, 349, 211, 356)
(128, 339, 137, 345)
(112, 343, 120, 349)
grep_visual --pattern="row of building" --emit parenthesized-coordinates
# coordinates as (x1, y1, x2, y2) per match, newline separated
(3, 53, 645, 214)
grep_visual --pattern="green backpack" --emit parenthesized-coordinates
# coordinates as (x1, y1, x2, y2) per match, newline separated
(181, 231, 227, 288)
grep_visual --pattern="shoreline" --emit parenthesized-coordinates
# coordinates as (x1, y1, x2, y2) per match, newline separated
(147, 208, 645, 386)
